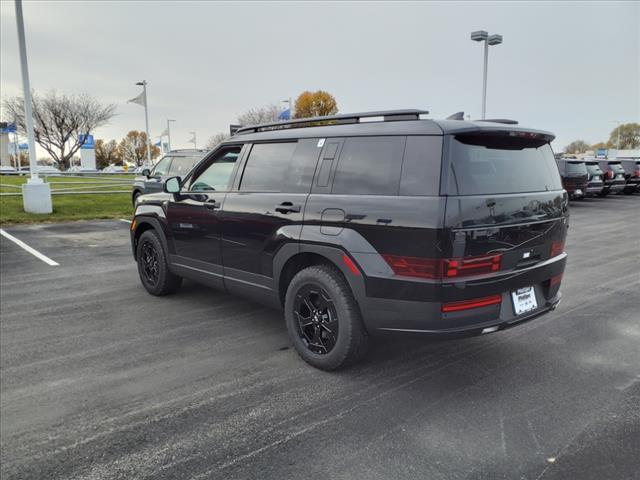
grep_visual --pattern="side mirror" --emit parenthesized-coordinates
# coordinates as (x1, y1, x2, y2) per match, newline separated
(164, 176, 181, 194)
(142, 168, 151, 177)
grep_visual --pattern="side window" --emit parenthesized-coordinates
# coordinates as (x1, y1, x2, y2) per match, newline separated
(152, 156, 173, 176)
(399, 136, 442, 196)
(168, 155, 201, 177)
(332, 136, 406, 195)
(239, 142, 298, 192)
(189, 148, 241, 192)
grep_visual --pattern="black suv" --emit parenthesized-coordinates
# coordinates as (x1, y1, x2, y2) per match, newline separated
(556, 159, 588, 199)
(619, 159, 640, 194)
(130, 110, 567, 370)
(584, 161, 605, 196)
(596, 160, 626, 195)
(131, 149, 207, 205)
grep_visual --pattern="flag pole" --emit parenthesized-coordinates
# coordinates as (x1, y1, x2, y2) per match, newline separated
(141, 81, 151, 165)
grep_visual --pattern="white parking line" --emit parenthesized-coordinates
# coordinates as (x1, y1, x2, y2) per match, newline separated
(119, 219, 132, 224)
(0, 229, 59, 266)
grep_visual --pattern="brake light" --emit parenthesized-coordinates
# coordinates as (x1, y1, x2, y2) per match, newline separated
(635, 168, 640, 177)
(443, 254, 501, 278)
(607, 170, 614, 179)
(550, 240, 565, 257)
(382, 254, 502, 280)
(550, 274, 563, 286)
(382, 255, 440, 279)
(442, 294, 502, 313)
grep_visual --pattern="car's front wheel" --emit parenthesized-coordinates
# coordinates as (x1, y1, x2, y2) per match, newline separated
(136, 229, 182, 296)
(284, 264, 369, 370)
(132, 190, 141, 207)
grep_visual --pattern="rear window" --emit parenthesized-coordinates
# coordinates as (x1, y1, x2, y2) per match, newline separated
(566, 161, 587, 175)
(609, 163, 625, 174)
(168, 155, 202, 176)
(447, 135, 562, 195)
(586, 163, 602, 174)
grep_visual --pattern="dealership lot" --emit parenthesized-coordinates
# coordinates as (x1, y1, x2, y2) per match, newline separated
(1, 195, 639, 479)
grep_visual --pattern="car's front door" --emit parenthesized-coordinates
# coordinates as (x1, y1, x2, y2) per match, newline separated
(144, 155, 174, 194)
(221, 139, 322, 299)
(165, 145, 245, 287)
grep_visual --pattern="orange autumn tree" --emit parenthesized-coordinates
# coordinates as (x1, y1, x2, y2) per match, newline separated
(294, 90, 338, 119)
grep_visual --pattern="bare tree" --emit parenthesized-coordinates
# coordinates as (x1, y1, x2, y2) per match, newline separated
(95, 139, 122, 169)
(237, 104, 281, 126)
(2, 91, 116, 170)
(206, 132, 229, 149)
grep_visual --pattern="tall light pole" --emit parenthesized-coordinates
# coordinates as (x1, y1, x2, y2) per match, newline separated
(166, 119, 176, 151)
(614, 120, 621, 151)
(133, 81, 152, 164)
(15, 0, 52, 213)
(471, 30, 503, 119)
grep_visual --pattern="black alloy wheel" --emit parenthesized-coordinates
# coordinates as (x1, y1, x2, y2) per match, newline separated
(293, 285, 339, 354)
(140, 240, 160, 286)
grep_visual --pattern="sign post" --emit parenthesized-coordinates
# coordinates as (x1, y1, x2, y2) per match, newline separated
(79, 134, 96, 170)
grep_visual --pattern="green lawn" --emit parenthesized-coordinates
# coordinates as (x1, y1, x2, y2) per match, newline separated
(0, 175, 134, 225)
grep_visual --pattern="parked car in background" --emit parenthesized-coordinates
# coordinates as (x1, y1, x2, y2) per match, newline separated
(130, 110, 567, 370)
(67, 166, 99, 173)
(131, 149, 207, 206)
(619, 159, 640, 194)
(102, 165, 126, 173)
(597, 160, 626, 195)
(0, 165, 17, 173)
(18, 165, 61, 175)
(584, 161, 605, 196)
(556, 158, 588, 199)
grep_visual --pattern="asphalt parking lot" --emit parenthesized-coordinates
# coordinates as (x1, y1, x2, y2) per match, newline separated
(1, 194, 639, 480)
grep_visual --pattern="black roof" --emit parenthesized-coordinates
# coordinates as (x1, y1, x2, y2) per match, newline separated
(222, 109, 555, 144)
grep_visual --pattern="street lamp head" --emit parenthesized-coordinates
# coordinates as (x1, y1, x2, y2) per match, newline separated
(471, 30, 488, 42)
(135, 81, 145, 86)
(488, 34, 503, 46)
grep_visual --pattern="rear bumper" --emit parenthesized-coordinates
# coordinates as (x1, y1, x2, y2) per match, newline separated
(605, 182, 626, 193)
(358, 254, 566, 336)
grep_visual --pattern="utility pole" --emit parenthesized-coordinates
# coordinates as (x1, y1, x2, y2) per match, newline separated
(135, 81, 152, 165)
(167, 119, 176, 151)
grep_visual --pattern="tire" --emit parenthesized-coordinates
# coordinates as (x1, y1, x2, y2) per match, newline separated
(136, 229, 182, 296)
(284, 264, 369, 370)
(132, 190, 141, 207)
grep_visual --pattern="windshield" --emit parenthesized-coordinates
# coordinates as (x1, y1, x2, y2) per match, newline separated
(168, 155, 202, 176)
(448, 135, 562, 195)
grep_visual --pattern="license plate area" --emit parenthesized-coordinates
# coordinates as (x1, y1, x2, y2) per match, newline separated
(511, 286, 538, 315)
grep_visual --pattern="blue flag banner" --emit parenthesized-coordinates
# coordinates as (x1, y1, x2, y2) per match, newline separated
(155, 140, 161, 147)
(18, 143, 29, 150)
(278, 108, 291, 120)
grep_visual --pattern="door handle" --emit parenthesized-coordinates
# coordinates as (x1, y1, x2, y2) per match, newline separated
(275, 202, 301, 214)
(205, 199, 220, 210)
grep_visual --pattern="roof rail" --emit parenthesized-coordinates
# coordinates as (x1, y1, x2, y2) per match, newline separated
(476, 118, 519, 125)
(234, 109, 429, 135)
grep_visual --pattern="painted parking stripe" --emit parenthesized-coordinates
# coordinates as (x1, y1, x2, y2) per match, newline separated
(120, 219, 132, 224)
(0, 229, 59, 266)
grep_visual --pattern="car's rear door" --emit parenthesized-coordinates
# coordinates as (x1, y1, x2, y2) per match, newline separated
(220, 139, 321, 303)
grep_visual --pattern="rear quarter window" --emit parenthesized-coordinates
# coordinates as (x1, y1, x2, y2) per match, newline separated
(331, 136, 405, 195)
(399, 136, 442, 196)
(447, 135, 562, 195)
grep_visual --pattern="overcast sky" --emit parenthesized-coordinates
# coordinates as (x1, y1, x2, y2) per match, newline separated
(1, 1, 638, 154)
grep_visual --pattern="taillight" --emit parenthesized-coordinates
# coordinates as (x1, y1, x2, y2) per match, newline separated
(382, 254, 502, 280)
(550, 240, 565, 257)
(550, 274, 563, 286)
(443, 254, 501, 278)
(635, 168, 640, 177)
(442, 294, 502, 313)
(382, 255, 441, 279)
(607, 170, 614, 179)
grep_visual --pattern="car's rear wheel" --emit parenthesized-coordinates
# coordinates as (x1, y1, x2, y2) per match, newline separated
(136, 230, 182, 295)
(284, 264, 369, 370)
